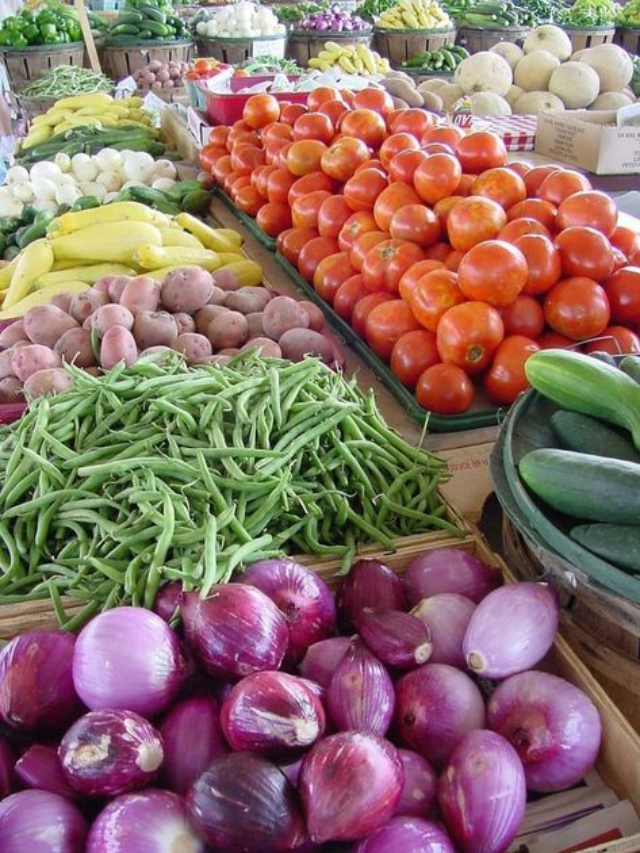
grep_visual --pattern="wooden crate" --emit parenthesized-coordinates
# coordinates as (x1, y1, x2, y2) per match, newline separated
(102, 39, 193, 81)
(563, 25, 616, 52)
(373, 27, 456, 65)
(457, 25, 530, 53)
(620, 27, 640, 54)
(287, 31, 372, 66)
(0, 43, 86, 92)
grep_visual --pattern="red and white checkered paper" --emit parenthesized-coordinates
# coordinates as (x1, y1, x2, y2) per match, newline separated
(453, 113, 538, 151)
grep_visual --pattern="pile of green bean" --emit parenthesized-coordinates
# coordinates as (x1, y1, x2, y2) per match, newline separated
(0, 354, 457, 627)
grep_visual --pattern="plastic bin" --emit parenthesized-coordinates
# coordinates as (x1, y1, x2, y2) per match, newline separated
(202, 74, 308, 125)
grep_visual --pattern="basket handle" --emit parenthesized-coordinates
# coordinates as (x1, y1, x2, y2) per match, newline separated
(74, 0, 102, 74)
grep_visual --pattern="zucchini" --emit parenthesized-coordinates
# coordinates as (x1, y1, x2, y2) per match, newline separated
(519, 448, 640, 525)
(571, 524, 640, 572)
(550, 410, 640, 464)
(620, 355, 640, 385)
(525, 349, 640, 451)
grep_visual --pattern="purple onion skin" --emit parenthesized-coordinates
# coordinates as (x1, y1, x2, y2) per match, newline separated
(438, 730, 526, 853)
(354, 817, 456, 853)
(159, 694, 228, 795)
(221, 671, 325, 756)
(240, 560, 336, 665)
(15, 744, 77, 800)
(327, 639, 395, 736)
(0, 630, 82, 734)
(488, 671, 602, 792)
(59, 709, 164, 798)
(299, 732, 404, 843)
(73, 607, 190, 718)
(411, 594, 476, 669)
(182, 585, 289, 680)
(87, 789, 204, 853)
(0, 790, 88, 852)
(395, 664, 486, 768)
(395, 749, 437, 818)
(153, 581, 184, 625)
(464, 583, 559, 679)
(0, 736, 13, 799)
(336, 559, 406, 631)
(357, 608, 432, 670)
(299, 637, 350, 688)
(405, 549, 501, 607)
(187, 752, 307, 853)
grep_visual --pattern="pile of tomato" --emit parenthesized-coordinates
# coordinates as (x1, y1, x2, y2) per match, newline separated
(199, 87, 640, 415)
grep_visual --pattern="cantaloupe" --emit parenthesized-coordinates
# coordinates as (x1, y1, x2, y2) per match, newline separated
(580, 44, 633, 93)
(513, 91, 565, 114)
(549, 62, 600, 108)
(454, 52, 513, 97)
(489, 42, 524, 69)
(514, 50, 560, 92)
(524, 25, 572, 61)
(468, 92, 512, 115)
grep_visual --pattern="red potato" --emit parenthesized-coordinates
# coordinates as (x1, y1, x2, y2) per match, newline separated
(0, 348, 15, 379)
(49, 293, 74, 313)
(94, 304, 134, 335)
(0, 320, 25, 349)
(246, 312, 264, 338)
(54, 328, 97, 368)
(119, 277, 161, 314)
(279, 329, 334, 363)
(173, 313, 196, 335)
(12, 345, 61, 382)
(69, 290, 109, 324)
(133, 311, 178, 349)
(23, 306, 79, 348)
(241, 337, 282, 358)
(211, 269, 240, 291)
(262, 296, 310, 340)
(217, 348, 240, 356)
(0, 376, 24, 403)
(105, 275, 134, 302)
(100, 325, 138, 370)
(24, 368, 73, 399)
(84, 367, 102, 377)
(208, 287, 228, 305)
(173, 333, 213, 364)
(299, 300, 325, 332)
(195, 305, 229, 336)
(162, 268, 214, 313)
(224, 287, 272, 314)
(207, 311, 248, 349)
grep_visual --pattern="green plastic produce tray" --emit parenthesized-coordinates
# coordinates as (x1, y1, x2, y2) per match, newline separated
(274, 251, 504, 433)
(214, 188, 276, 251)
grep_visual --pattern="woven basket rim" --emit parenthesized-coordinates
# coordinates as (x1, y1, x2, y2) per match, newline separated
(458, 23, 531, 31)
(560, 24, 616, 31)
(104, 37, 194, 48)
(195, 33, 286, 42)
(0, 41, 85, 54)
(374, 25, 456, 33)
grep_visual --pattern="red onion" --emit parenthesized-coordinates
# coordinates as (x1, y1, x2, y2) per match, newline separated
(357, 608, 432, 669)
(438, 730, 526, 853)
(405, 549, 500, 606)
(87, 789, 204, 853)
(464, 583, 559, 679)
(279, 757, 303, 788)
(395, 664, 486, 767)
(0, 790, 87, 852)
(0, 736, 13, 798)
(395, 749, 437, 818)
(411, 594, 476, 669)
(73, 607, 190, 718)
(187, 752, 307, 852)
(336, 559, 406, 630)
(240, 559, 336, 663)
(59, 709, 163, 797)
(488, 671, 602, 792)
(15, 744, 77, 800)
(354, 817, 456, 853)
(159, 694, 228, 794)
(182, 585, 289, 680)
(299, 637, 350, 688)
(327, 639, 395, 736)
(221, 671, 325, 755)
(0, 630, 82, 733)
(153, 581, 184, 624)
(299, 732, 404, 843)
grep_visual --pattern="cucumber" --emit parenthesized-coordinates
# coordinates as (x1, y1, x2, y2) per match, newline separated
(109, 23, 141, 35)
(550, 410, 640, 464)
(519, 448, 640, 525)
(620, 355, 640, 385)
(139, 6, 167, 22)
(144, 21, 170, 36)
(571, 524, 640, 572)
(116, 11, 144, 24)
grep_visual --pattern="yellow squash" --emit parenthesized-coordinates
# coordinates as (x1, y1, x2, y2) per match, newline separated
(222, 260, 263, 288)
(135, 245, 222, 272)
(159, 228, 203, 249)
(50, 202, 173, 235)
(36, 263, 136, 290)
(0, 280, 89, 320)
(3, 239, 55, 310)
(51, 223, 162, 265)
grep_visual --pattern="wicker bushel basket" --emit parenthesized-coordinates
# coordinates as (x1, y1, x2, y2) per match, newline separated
(102, 39, 193, 81)
(619, 26, 640, 54)
(457, 24, 530, 52)
(373, 27, 456, 65)
(562, 24, 616, 51)
(287, 30, 371, 66)
(0, 42, 86, 92)
(196, 34, 286, 63)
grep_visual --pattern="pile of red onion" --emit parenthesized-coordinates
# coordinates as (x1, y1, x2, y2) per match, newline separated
(0, 548, 602, 852)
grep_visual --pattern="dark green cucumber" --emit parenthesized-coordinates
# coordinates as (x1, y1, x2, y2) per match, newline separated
(519, 448, 640, 525)
(620, 355, 640, 385)
(571, 524, 640, 571)
(550, 411, 640, 463)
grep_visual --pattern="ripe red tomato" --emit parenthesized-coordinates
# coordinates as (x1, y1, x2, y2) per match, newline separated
(287, 140, 328, 176)
(243, 94, 280, 129)
(355, 159, 386, 176)
(413, 154, 462, 205)
(340, 109, 387, 149)
(538, 170, 592, 207)
(391, 109, 435, 139)
(255, 164, 279, 199)
(499, 218, 550, 243)
(603, 266, 640, 325)
(292, 190, 332, 229)
(556, 190, 618, 237)
(555, 226, 615, 281)
(471, 168, 526, 210)
(421, 143, 456, 156)
(280, 103, 307, 126)
(307, 87, 341, 112)
(213, 155, 233, 185)
(234, 186, 264, 216)
(365, 299, 421, 360)
(318, 196, 353, 240)
(256, 202, 292, 237)
(409, 269, 465, 332)
(389, 205, 441, 248)
(583, 326, 640, 356)
(313, 251, 356, 304)
(288, 172, 333, 207)
(362, 239, 425, 295)
(484, 335, 540, 405)
(456, 132, 507, 173)
(208, 126, 229, 148)
(499, 294, 545, 339)
(507, 198, 558, 232)
(265, 169, 297, 205)
(334, 274, 368, 321)
(416, 363, 475, 414)
(298, 236, 340, 282)
(318, 99, 349, 128)
(424, 242, 454, 263)
(433, 196, 463, 229)
(391, 329, 440, 388)
(523, 165, 561, 197)
(447, 196, 507, 252)
(373, 184, 422, 232)
(514, 234, 562, 296)
(262, 123, 292, 146)
(421, 125, 465, 149)
(344, 169, 389, 213)
(457, 174, 477, 197)
(544, 277, 611, 340)
(199, 144, 228, 172)
(437, 302, 505, 374)
(338, 212, 379, 252)
(537, 331, 575, 350)
(277, 227, 319, 265)
(506, 161, 531, 178)
(352, 292, 395, 338)
(445, 250, 464, 273)
(350, 231, 389, 272)
(458, 240, 528, 307)
(611, 226, 640, 261)
(388, 149, 428, 185)
(398, 259, 446, 303)
(320, 137, 370, 182)
(353, 89, 395, 117)
(380, 133, 420, 169)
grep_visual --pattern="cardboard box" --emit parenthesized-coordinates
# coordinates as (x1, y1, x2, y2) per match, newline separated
(437, 441, 495, 523)
(535, 109, 640, 175)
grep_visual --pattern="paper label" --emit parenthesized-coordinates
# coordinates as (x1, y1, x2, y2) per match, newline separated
(251, 38, 286, 59)
(187, 106, 210, 148)
(115, 76, 137, 98)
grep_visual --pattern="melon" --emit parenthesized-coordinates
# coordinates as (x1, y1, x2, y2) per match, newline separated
(514, 50, 560, 92)
(549, 62, 600, 108)
(454, 51, 513, 97)
(524, 25, 572, 61)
